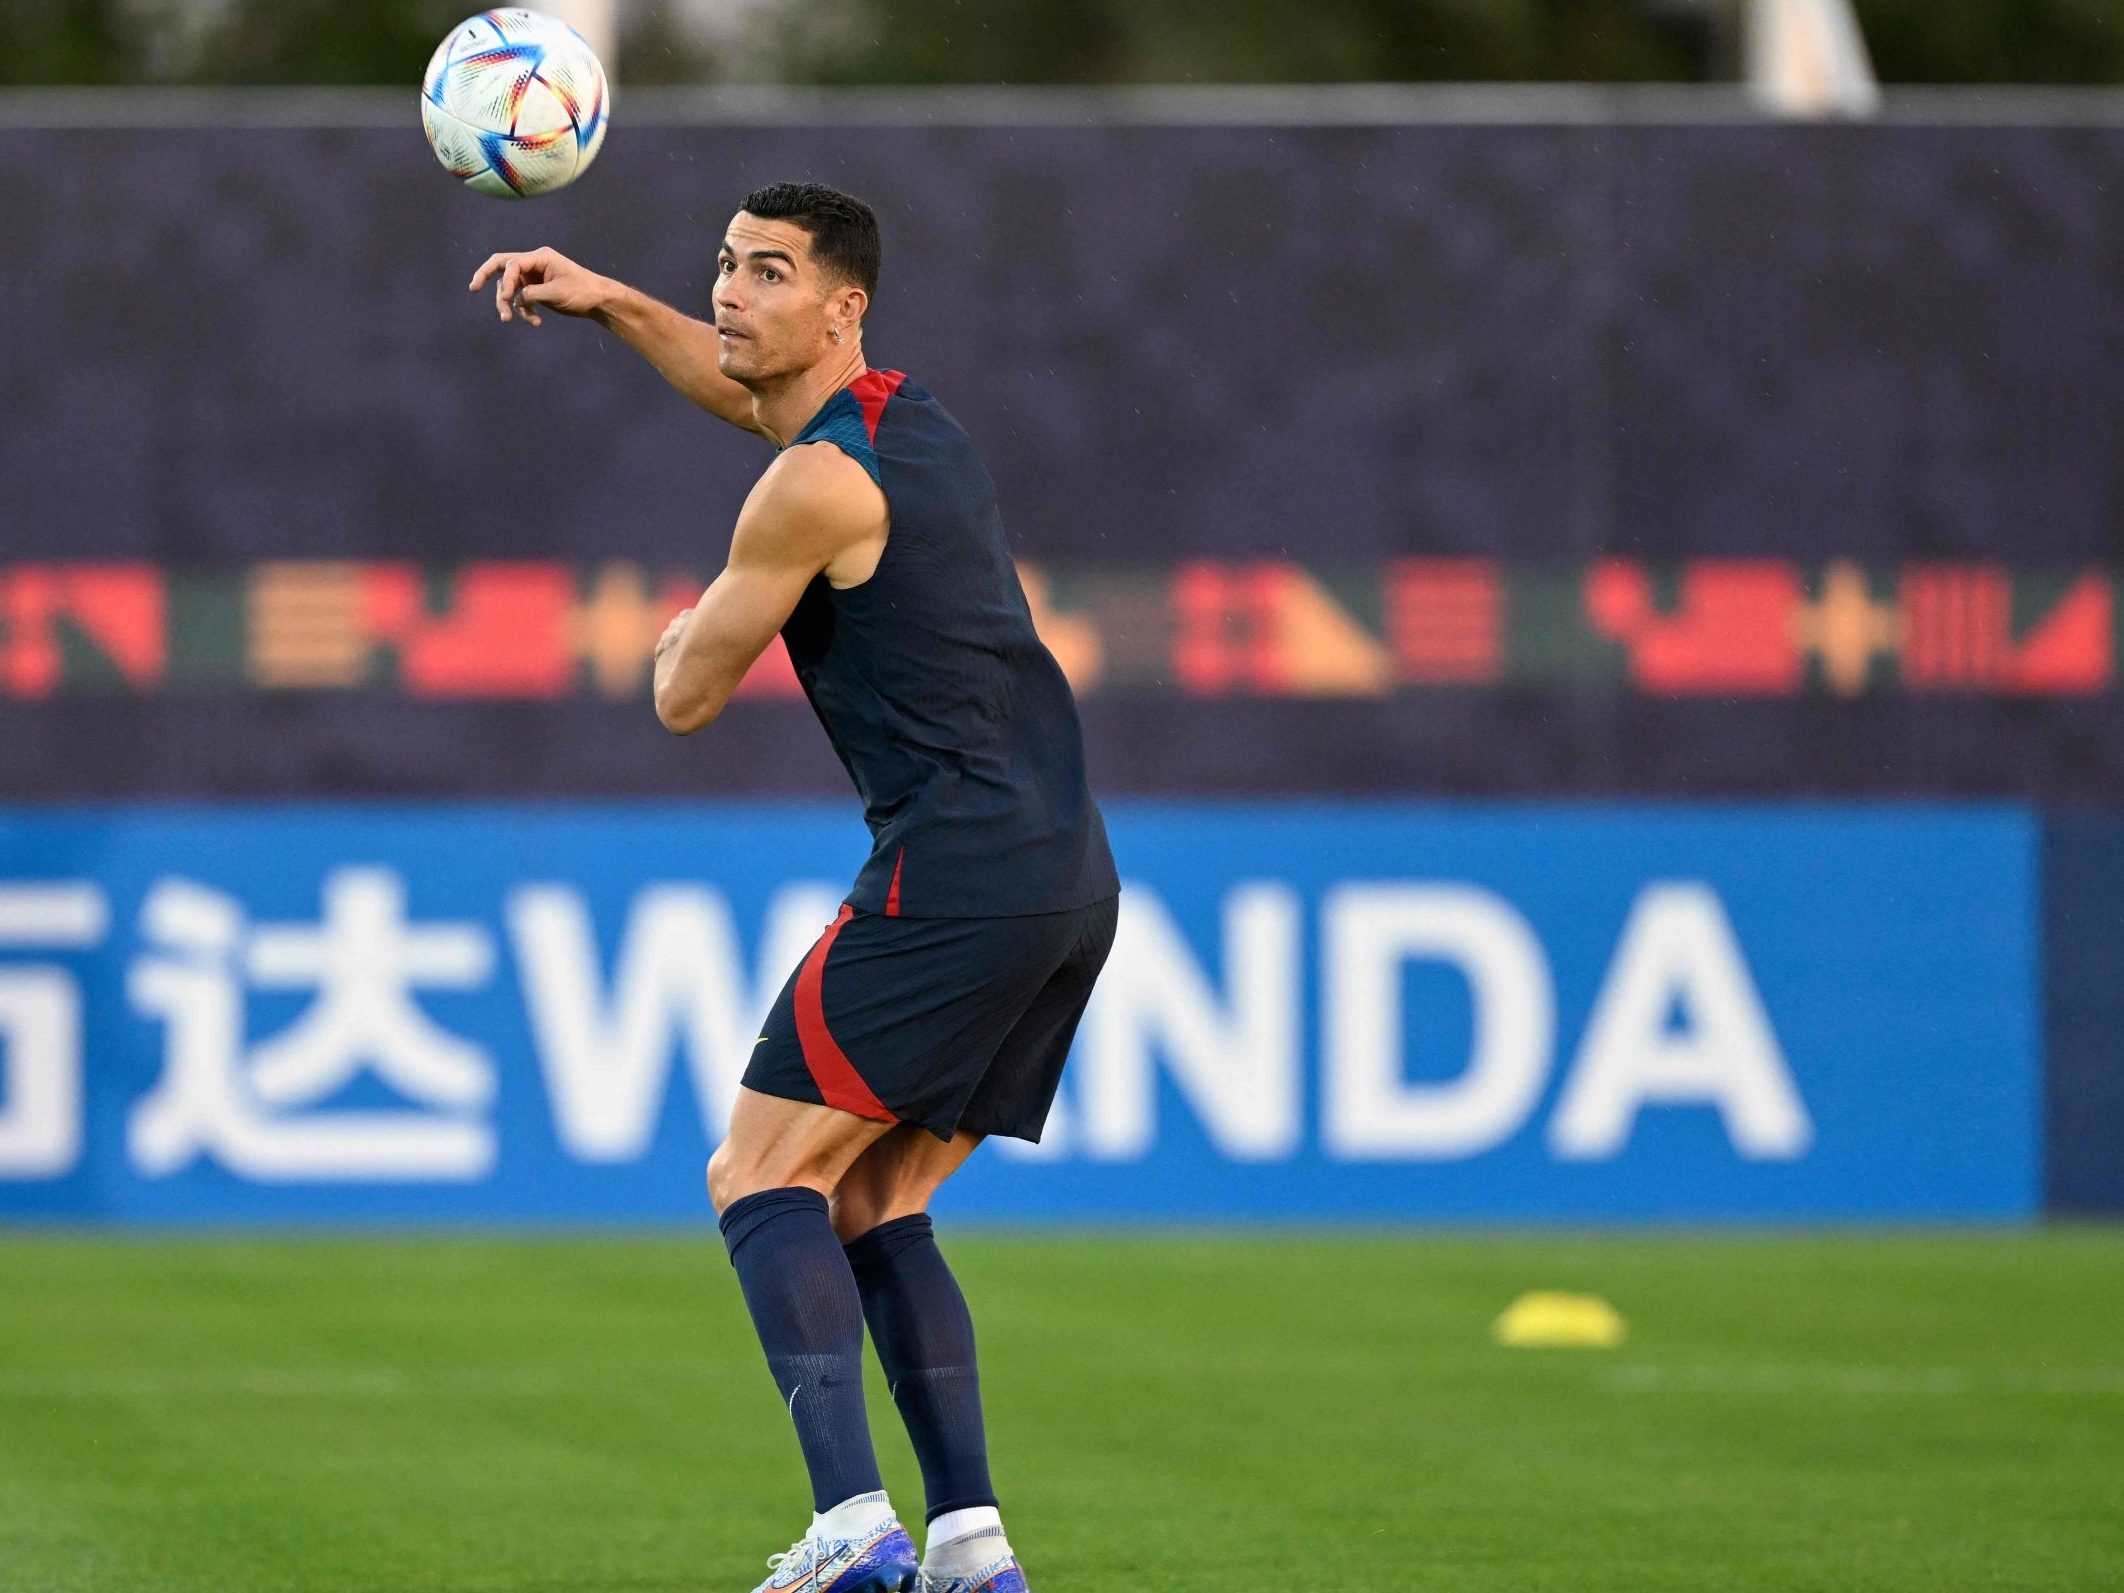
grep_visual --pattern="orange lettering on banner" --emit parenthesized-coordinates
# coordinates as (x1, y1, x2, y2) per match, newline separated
(571, 563, 705, 697)
(1173, 561, 1390, 696)
(364, 562, 577, 698)
(1386, 559, 1503, 684)
(0, 564, 166, 697)
(250, 562, 371, 688)
(1901, 565, 2112, 695)
(1016, 562, 1105, 691)
(1792, 561, 1899, 696)
(1585, 561, 1804, 695)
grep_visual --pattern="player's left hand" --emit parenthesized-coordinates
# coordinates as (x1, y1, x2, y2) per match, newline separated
(655, 608, 693, 660)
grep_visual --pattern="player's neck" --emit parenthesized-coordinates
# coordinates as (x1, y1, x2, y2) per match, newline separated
(750, 348, 870, 448)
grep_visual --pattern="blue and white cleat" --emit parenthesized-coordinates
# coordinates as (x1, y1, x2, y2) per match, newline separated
(919, 1544, 1029, 1593)
(750, 1514, 920, 1593)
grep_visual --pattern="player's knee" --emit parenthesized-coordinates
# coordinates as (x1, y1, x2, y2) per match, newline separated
(830, 1169, 936, 1243)
(829, 1152, 893, 1240)
(705, 1142, 750, 1213)
(829, 1188, 883, 1243)
(827, 1157, 879, 1239)
(707, 1139, 820, 1213)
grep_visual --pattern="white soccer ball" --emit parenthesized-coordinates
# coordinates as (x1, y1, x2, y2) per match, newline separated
(421, 9, 610, 199)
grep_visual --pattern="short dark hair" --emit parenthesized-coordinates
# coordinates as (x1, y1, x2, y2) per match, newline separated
(738, 181, 881, 298)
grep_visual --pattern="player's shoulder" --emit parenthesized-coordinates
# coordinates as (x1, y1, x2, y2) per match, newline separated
(741, 433, 887, 570)
(758, 434, 883, 520)
(779, 369, 912, 485)
(774, 370, 962, 506)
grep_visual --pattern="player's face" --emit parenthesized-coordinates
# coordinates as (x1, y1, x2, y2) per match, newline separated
(711, 212, 843, 384)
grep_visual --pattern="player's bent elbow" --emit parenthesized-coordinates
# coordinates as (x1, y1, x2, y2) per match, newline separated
(654, 696, 701, 735)
(654, 686, 717, 736)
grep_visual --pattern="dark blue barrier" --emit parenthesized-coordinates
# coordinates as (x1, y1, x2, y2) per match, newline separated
(2045, 815, 2124, 1213)
(0, 801, 2040, 1223)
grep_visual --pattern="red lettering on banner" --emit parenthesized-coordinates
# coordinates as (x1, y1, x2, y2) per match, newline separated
(1174, 562, 1284, 694)
(1901, 565, 2112, 694)
(2005, 573, 2112, 694)
(1901, 565, 2009, 689)
(364, 562, 577, 698)
(5, 558, 2118, 703)
(1585, 561, 1803, 695)
(731, 635, 805, 698)
(0, 564, 166, 697)
(1385, 559, 1502, 684)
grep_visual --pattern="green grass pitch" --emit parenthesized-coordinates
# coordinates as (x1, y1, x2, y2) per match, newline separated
(2, 1229, 2120, 1591)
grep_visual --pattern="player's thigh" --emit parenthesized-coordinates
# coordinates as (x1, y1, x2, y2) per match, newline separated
(707, 1085, 897, 1212)
(831, 1124, 983, 1242)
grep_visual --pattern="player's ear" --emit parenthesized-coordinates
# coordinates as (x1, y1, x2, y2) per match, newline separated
(832, 282, 869, 334)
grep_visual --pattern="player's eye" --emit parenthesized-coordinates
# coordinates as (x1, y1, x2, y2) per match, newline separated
(761, 267, 781, 283)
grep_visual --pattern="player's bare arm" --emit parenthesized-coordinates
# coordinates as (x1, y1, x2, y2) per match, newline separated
(652, 441, 888, 735)
(468, 246, 766, 436)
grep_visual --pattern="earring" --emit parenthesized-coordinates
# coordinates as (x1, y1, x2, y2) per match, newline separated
(829, 326, 842, 343)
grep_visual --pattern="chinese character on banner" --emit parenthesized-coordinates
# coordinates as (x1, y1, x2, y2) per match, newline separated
(127, 869, 497, 1182)
(0, 883, 109, 1179)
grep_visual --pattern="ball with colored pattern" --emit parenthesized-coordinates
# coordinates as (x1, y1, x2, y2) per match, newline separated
(420, 9, 610, 199)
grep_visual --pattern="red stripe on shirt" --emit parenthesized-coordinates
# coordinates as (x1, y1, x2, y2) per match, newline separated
(851, 368, 907, 442)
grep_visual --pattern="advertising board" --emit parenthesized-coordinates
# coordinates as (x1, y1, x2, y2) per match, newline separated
(0, 803, 2041, 1223)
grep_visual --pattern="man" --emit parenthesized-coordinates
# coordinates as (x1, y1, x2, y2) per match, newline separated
(470, 182, 1118, 1593)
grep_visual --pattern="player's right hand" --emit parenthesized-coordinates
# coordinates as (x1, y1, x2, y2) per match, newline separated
(468, 246, 613, 327)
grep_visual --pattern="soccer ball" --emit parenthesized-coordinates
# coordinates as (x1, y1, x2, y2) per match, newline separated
(420, 9, 610, 199)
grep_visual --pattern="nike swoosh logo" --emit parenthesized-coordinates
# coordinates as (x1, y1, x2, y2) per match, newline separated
(772, 1544, 850, 1591)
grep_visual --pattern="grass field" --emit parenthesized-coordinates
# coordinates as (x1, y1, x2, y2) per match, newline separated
(1, 1230, 2120, 1592)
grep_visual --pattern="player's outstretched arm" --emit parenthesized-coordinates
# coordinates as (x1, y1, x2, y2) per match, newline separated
(652, 444, 889, 734)
(468, 247, 765, 437)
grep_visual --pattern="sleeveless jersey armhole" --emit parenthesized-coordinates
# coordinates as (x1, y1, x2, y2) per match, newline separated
(787, 437, 892, 593)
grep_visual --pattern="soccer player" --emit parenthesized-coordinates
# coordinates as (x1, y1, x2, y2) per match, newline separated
(470, 183, 1118, 1593)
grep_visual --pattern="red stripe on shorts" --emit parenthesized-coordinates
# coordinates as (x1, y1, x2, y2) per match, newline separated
(884, 846, 905, 916)
(795, 905, 896, 1122)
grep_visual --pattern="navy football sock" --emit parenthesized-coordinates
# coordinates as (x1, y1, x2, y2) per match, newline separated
(719, 1187, 885, 1513)
(844, 1213, 999, 1521)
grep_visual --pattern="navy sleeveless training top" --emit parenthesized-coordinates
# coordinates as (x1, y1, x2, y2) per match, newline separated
(777, 368, 1118, 919)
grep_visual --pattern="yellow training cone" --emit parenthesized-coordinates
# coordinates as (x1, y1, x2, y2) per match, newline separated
(1493, 1291, 1627, 1349)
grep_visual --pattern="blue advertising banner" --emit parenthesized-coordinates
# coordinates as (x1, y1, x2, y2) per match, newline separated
(0, 803, 2040, 1224)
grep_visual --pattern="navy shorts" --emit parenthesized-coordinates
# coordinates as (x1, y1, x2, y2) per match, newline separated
(744, 894, 1119, 1143)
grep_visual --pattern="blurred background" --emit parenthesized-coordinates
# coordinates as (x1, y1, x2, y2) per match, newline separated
(9, 0, 2124, 89)
(3, 3, 2122, 1590)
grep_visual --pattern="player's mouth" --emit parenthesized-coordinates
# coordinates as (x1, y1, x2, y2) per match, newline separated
(716, 324, 748, 341)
